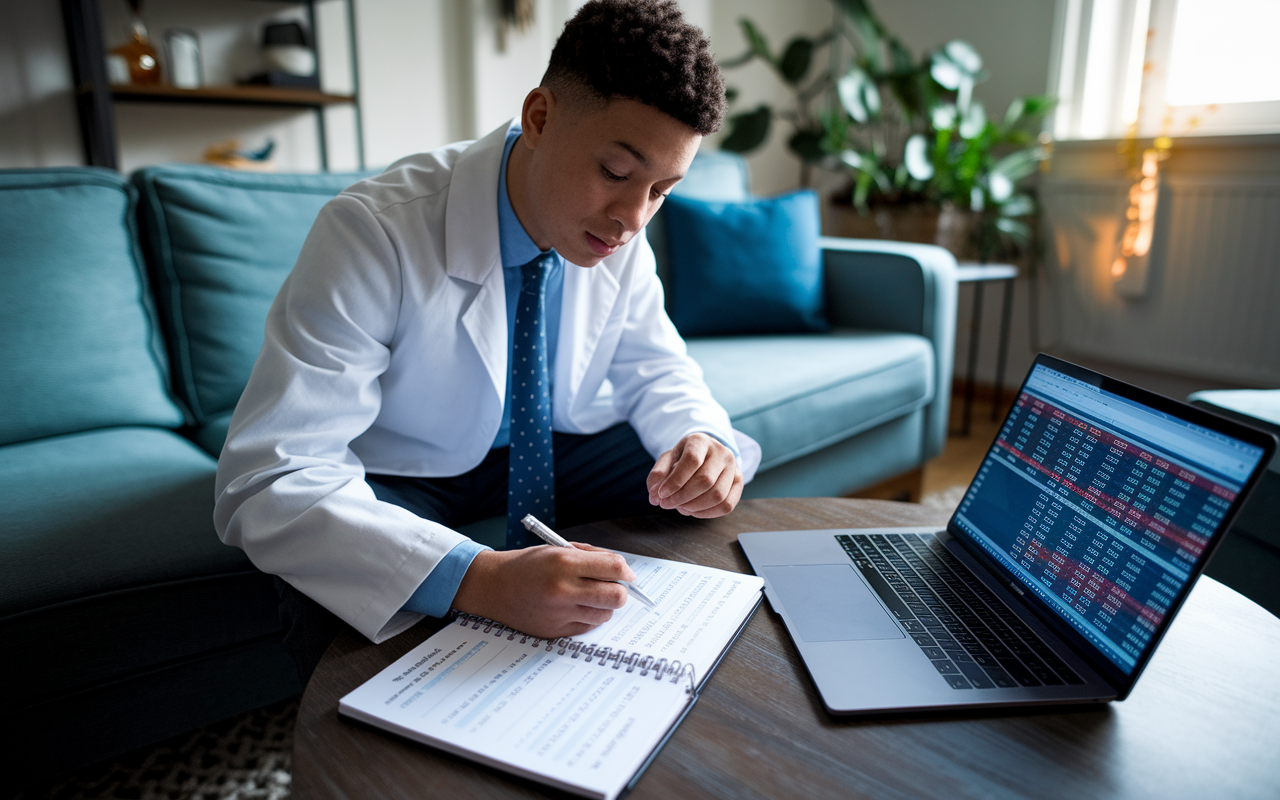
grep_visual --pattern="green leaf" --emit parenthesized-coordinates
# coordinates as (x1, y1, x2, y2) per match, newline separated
(1003, 97, 1025, 128)
(889, 37, 915, 73)
(944, 40, 982, 74)
(725, 86, 739, 104)
(1019, 95, 1056, 117)
(931, 103, 958, 130)
(839, 149, 867, 171)
(999, 194, 1036, 217)
(853, 170, 874, 210)
(788, 129, 827, 162)
(904, 133, 934, 180)
(832, 0, 885, 72)
(739, 18, 773, 64)
(959, 101, 987, 139)
(838, 67, 880, 123)
(991, 147, 1047, 182)
(989, 172, 1013, 202)
(719, 106, 771, 153)
(995, 217, 1031, 241)
(930, 51, 963, 90)
(778, 37, 814, 85)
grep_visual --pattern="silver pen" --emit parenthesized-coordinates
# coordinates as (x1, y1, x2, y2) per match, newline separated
(521, 514, 660, 612)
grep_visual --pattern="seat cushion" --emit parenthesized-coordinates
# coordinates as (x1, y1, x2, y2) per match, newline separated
(687, 331, 934, 471)
(0, 168, 184, 447)
(132, 166, 372, 433)
(0, 427, 284, 711)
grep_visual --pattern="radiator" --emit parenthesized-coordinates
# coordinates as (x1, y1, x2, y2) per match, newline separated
(1041, 175, 1280, 387)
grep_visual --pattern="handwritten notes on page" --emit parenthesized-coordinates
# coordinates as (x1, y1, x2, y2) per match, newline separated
(338, 553, 763, 799)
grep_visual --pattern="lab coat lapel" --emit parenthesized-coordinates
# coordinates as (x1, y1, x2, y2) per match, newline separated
(446, 122, 515, 405)
(560, 257, 620, 407)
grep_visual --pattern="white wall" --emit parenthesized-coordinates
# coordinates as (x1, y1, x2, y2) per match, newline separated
(707, 0, 833, 196)
(0, 0, 81, 168)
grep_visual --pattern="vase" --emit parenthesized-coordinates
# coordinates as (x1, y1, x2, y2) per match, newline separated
(111, 13, 161, 85)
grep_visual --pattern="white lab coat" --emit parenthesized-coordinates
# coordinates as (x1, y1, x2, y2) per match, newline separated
(214, 121, 760, 643)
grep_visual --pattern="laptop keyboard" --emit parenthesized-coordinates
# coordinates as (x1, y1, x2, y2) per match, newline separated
(837, 532, 1086, 690)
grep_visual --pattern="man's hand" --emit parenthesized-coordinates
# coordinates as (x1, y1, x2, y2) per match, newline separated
(451, 544, 634, 640)
(647, 432, 743, 518)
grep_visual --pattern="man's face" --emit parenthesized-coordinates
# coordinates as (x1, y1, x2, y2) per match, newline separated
(510, 92, 701, 268)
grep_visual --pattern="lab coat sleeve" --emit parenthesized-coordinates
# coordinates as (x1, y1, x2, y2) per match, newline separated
(605, 242, 762, 482)
(214, 194, 470, 643)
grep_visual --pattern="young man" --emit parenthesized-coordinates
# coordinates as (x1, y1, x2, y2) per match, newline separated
(214, 0, 760, 681)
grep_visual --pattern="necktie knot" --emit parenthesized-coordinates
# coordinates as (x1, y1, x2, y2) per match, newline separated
(520, 254, 553, 295)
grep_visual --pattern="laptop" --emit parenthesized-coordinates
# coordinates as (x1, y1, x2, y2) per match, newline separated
(739, 354, 1277, 715)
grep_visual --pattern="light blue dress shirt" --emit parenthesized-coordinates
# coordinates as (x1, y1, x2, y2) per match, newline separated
(400, 126, 563, 617)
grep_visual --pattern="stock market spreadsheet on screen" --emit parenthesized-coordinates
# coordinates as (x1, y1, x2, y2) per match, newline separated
(953, 364, 1267, 674)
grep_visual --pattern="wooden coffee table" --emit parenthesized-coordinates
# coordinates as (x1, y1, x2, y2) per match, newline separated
(293, 498, 1280, 799)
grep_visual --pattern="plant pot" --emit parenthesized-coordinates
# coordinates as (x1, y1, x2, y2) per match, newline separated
(824, 202, 938, 244)
(935, 202, 980, 261)
(823, 201, 980, 261)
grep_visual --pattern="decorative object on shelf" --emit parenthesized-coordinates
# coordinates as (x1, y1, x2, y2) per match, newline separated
(109, 0, 161, 85)
(204, 139, 277, 172)
(163, 28, 202, 89)
(62, 0, 364, 172)
(718, 0, 1053, 263)
(497, 0, 534, 51)
(245, 21, 319, 89)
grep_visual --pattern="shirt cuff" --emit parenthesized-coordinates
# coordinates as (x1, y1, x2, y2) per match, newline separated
(694, 429, 741, 462)
(401, 539, 491, 618)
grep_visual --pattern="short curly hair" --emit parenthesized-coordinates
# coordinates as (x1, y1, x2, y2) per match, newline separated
(542, 0, 725, 136)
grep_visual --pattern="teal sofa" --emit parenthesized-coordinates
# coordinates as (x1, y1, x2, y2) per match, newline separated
(0, 155, 955, 787)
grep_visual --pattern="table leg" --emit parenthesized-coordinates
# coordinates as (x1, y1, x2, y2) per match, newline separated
(959, 281, 985, 437)
(992, 278, 1015, 420)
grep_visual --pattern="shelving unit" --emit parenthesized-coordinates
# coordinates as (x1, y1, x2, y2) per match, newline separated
(60, 0, 364, 171)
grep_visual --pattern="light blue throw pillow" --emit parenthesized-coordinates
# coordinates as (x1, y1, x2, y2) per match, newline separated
(663, 190, 829, 337)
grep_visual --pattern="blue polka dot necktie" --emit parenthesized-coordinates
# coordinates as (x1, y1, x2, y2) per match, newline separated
(506, 253, 555, 549)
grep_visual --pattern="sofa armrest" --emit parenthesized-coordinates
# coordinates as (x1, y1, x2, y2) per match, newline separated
(819, 236, 958, 460)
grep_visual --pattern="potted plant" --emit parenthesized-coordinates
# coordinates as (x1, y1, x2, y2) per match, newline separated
(718, 0, 1053, 263)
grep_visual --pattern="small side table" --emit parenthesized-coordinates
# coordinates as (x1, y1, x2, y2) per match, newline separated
(954, 263, 1018, 436)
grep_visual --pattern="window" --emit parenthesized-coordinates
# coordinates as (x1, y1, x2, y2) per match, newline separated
(1050, 0, 1280, 139)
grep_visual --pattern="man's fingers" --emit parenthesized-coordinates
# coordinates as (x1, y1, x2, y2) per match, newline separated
(653, 436, 709, 500)
(646, 444, 680, 496)
(673, 462, 738, 514)
(687, 470, 744, 519)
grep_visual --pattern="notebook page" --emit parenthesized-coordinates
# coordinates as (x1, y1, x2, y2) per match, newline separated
(573, 554, 764, 685)
(339, 622, 692, 800)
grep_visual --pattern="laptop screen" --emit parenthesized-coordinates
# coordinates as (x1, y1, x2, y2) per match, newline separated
(951, 361, 1268, 677)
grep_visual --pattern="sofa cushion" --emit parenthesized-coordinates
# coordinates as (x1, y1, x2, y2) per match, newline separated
(0, 426, 284, 709)
(133, 166, 371, 434)
(664, 190, 830, 337)
(687, 331, 934, 471)
(0, 168, 184, 447)
(0, 426, 246, 616)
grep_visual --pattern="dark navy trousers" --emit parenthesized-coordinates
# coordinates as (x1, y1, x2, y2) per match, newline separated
(275, 423, 665, 684)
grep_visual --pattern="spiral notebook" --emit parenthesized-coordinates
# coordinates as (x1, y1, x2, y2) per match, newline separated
(338, 552, 764, 800)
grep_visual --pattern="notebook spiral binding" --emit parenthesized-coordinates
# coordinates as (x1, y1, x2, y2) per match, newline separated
(452, 612, 697, 694)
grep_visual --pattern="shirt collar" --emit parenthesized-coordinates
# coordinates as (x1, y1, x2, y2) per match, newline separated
(497, 125, 558, 269)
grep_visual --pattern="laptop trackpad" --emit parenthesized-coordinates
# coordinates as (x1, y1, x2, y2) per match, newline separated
(761, 564, 904, 643)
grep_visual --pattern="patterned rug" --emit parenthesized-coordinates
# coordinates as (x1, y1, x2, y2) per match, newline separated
(15, 698, 297, 800)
